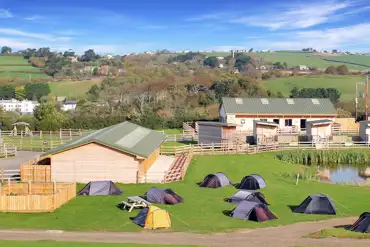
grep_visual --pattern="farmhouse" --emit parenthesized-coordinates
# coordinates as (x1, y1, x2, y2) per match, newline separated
(34, 122, 167, 183)
(0, 99, 39, 114)
(220, 97, 337, 131)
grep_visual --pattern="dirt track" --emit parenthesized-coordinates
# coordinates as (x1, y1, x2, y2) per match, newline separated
(0, 217, 369, 246)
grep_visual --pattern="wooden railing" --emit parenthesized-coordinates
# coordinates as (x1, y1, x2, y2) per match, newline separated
(0, 129, 86, 140)
(21, 165, 51, 182)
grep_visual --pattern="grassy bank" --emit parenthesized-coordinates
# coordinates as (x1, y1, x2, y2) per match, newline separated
(276, 150, 370, 167)
(307, 228, 370, 239)
(0, 153, 369, 232)
(49, 80, 102, 98)
(0, 241, 199, 247)
(0, 56, 50, 79)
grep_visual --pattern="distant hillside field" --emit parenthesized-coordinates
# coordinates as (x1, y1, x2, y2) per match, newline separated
(49, 79, 102, 98)
(0, 56, 50, 79)
(263, 75, 364, 101)
(203, 51, 370, 70)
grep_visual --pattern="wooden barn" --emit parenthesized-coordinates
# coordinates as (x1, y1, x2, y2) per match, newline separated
(306, 119, 333, 142)
(33, 122, 167, 183)
(197, 121, 239, 144)
(253, 120, 279, 144)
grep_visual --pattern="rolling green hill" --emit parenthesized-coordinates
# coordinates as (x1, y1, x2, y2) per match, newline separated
(263, 75, 365, 101)
(0, 56, 50, 80)
(203, 51, 370, 70)
(49, 79, 102, 98)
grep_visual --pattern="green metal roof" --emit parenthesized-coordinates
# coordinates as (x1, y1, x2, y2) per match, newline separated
(306, 119, 333, 125)
(42, 122, 167, 158)
(222, 97, 337, 115)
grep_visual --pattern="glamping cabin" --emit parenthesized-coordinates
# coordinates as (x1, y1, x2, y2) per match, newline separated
(32, 122, 167, 183)
(359, 120, 370, 142)
(197, 121, 239, 144)
(306, 119, 333, 142)
(219, 97, 337, 131)
(253, 120, 279, 144)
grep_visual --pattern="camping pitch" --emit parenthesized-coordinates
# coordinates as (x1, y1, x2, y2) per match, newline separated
(132, 206, 171, 229)
(78, 181, 123, 196)
(230, 201, 277, 222)
(236, 174, 266, 190)
(349, 212, 370, 233)
(228, 191, 269, 205)
(145, 187, 184, 205)
(293, 194, 336, 215)
(199, 172, 232, 188)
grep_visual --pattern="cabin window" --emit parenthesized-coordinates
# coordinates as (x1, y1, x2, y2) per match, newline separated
(273, 119, 280, 124)
(285, 119, 293, 126)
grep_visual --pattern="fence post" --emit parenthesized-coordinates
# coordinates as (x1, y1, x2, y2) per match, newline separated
(69, 129, 72, 140)
(28, 181, 31, 195)
(212, 143, 214, 155)
(40, 130, 42, 139)
(1, 168, 3, 183)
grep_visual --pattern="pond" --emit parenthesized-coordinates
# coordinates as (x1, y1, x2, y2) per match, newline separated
(318, 166, 370, 185)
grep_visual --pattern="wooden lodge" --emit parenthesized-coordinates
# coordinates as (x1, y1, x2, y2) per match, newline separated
(253, 120, 279, 144)
(25, 122, 167, 183)
(197, 121, 239, 145)
(306, 119, 333, 142)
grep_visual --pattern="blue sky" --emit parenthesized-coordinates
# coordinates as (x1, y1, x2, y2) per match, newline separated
(1, 0, 370, 54)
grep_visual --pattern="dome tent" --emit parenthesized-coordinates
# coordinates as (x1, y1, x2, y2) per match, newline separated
(349, 212, 370, 233)
(145, 187, 184, 205)
(230, 201, 277, 222)
(78, 181, 123, 196)
(228, 190, 269, 205)
(236, 174, 266, 190)
(199, 172, 232, 188)
(132, 206, 171, 229)
(293, 194, 336, 215)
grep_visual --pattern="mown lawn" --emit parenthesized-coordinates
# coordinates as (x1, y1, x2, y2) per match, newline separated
(0, 56, 29, 64)
(0, 153, 369, 233)
(263, 74, 363, 101)
(0, 241, 198, 247)
(307, 228, 370, 239)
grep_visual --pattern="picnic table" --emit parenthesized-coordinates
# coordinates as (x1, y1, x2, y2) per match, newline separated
(120, 196, 151, 212)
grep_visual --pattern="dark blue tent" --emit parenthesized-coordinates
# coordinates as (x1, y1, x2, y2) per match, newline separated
(236, 174, 266, 190)
(229, 191, 269, 205)
(199, 172, 232, 188)
(350, 212, 370, 233)
(132, 207, 149, 227)
(145, 187, 184, 205)
(293, 194, 336, 215)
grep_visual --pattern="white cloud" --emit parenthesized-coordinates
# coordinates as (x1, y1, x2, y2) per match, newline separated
(78, 42, 154, 54)
(24, 15, 43, 21)
(231, 1, 352, 29)
(0, 28, 72, 41)
(0, 9, 12, 18)
(186, 13, 225, 22)
(0, 38, 34, 49)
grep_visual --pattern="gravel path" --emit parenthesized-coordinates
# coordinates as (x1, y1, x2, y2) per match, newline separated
(0, 217, 368, 247)
(0, 151, 41, 170)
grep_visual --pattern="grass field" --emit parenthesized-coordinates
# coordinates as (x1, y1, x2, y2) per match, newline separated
(0, 153, 369, 233)
(0, 56, 50, 79)
(203, 51, 370, 70)
(0, 241, 198, 247)
(263, 75, 364, 101)
(307, 228, 370, 239)
(49, 80, 102, 98)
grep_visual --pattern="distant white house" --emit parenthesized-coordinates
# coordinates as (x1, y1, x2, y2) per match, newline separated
(0, 99, 39, 114)
(219, 64, 224, 68)
(298, 65, 309, 71)
(216, 56, 225, 60)
(61, 100, 77, 111)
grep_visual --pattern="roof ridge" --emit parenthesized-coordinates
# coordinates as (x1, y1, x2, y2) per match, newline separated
(94, 121, 128, 139)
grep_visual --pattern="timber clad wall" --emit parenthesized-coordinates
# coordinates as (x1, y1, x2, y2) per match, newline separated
(138, 148, 159, 178)
(51, 143, 139, 183)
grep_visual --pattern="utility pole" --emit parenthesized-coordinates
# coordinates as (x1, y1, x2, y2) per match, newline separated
(355, 82, 358, 120)
(366, 75, 369, 120)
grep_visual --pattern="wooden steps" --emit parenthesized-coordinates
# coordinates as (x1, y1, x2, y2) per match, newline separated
(164, 153, 189, 183)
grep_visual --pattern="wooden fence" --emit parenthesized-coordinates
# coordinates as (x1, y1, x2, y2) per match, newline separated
(0, 129, 86, 140)
(0, 143, 17, 158)
(0, 182, 76, 212)
(21, 165, 51, 182)
(160, 141, 370, 157)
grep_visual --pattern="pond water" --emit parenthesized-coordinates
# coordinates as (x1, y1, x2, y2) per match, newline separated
(319, 166, 370, 185)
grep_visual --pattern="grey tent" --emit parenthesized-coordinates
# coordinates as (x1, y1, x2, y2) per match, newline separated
(145, 187, 184, 205)
(228, 191, 269, 205)
(230, 201, 277, 222)
(78, 181, 123, 196)
(236, 174, 266, 190)
(350, 212, 370, 233)
(199, 172, 232, 188)
(293, 194, 336, 215)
